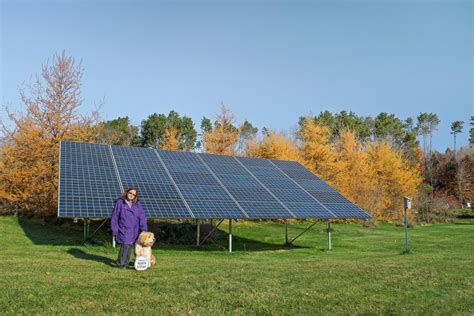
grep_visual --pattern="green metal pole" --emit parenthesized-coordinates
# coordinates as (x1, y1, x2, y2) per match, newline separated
(404, 206, 408, 252)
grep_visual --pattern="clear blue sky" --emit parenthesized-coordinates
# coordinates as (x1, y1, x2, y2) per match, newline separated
(1, 0, 472, 151)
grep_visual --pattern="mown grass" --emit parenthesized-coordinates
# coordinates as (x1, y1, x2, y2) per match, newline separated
(0, 215, 473, 315)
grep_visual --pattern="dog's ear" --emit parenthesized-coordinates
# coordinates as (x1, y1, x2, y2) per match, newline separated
(147, 233, 154, 246)
(149, 233, 155, 245)
(139, 232, 147, 245)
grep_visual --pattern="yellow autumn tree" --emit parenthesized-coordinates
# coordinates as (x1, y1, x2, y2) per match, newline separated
(245, 130, 300, 161)
(0, 52, 99, 216)
(299, 118, 338, 182)
(331, 129, 380, 217)
(201, 103, 240, 155)
(366, 140, 422, 221)
(161, 127, 181, 151)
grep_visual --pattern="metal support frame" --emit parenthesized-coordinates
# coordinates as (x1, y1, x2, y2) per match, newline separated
(199, 219, 224, 245)
(327, 221, 332, 251)
(285, 219, 289, 245)
(229, 219, 232, 253)
(288, 221, 318, 245)
(83, 218, 109, 242)
(403, 197, 411, 253)
(83, 218, 90, 241)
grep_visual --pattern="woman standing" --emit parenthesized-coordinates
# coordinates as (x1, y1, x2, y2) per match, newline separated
(111, 187, 148, 269)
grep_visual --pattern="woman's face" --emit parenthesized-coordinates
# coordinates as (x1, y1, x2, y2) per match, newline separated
(126, 190, 137, 201)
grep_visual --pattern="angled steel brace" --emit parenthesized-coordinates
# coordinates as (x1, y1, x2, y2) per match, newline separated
(84, 218, 109, 241)
(199, 219, 225, 245)
(287, 221, 318, 245)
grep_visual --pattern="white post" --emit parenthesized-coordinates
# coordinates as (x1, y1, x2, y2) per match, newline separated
(112, 235, 116, 248)
(196, 219, 200, 246)
(327, 221, 332, 251)
(229, 219, 232, 253)
(285, 219, 289, 245)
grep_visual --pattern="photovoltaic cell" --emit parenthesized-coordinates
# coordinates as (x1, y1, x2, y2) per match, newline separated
(218, 174, 261, 188)
(185, 199, 245, 219)
(238, 201, 290, 219)
(284, 201, 335, 219)
(58, 141, 370, 219)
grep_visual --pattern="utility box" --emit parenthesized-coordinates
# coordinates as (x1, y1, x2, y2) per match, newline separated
(404, 197, 411, 209)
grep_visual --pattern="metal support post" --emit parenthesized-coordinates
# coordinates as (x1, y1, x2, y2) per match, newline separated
(196, 219, 200, 246)
(403, 197, 411, 253)
(112, 235, 116, 248)
(404, 206, 409, 252)
(285, 219, 289, 245)
(84, 219, 91, 241)
(229, 219, 232, 253)
(327, 221, 332, 251)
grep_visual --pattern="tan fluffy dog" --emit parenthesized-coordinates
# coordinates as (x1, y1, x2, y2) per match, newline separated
(135, 232, 156, 266)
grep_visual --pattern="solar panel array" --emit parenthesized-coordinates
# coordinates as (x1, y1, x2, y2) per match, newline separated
(58, 141, 370, 219)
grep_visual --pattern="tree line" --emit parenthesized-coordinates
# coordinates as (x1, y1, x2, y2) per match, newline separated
(1, 53, 472, 221)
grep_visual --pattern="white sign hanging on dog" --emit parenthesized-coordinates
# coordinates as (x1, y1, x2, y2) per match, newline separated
(134, 256, 148, 271)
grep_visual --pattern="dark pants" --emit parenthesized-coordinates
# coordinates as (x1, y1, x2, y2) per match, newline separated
(117, 243, 133, 268)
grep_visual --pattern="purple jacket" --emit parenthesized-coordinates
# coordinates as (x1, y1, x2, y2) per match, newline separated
(111, 198, 148, 245)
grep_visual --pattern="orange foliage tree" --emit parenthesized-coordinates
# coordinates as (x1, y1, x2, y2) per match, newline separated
(0, 52, 99, 216)
(331, 130, 381, 218)
(201, 104, 240, 155)
(245, 130, 300, 161)
(161, 127, 181, 151)
(366, 141, 422, 220)
(298, 119, 422, 221)
(299, 119, 338, 183)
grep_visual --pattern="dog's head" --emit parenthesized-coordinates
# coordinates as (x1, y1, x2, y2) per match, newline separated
(138, 231, 155, 247)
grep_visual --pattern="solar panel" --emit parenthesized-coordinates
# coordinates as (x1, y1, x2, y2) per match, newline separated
(269, 159, 370, 219)
(58, 141, 370, 219)
(235, 156, 333, 218)
(111, 146, 191, 218)
(199, 154, 294, 218)
(58, 142, 122, 218)
(158, 150, 247, 219)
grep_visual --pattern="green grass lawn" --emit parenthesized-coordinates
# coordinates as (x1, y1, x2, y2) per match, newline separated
(0, 215, 473, 315)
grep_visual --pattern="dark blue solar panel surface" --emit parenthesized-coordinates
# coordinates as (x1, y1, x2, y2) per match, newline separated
(235, 157, 335, 219)
(270, 159, 370, 219)
(58, 142, 121, 218)
(58, 141, 370, 219)
(199, 154, 292, 219)
(112, 146, 191, 218)
(158, 150, 247, 219)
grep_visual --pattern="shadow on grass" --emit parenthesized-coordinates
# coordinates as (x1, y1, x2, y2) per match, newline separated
(156, 233, 306, 252)
(18, 216, 305, 252)
(18, 215, 85, 246)
(67, 248, 115, 266)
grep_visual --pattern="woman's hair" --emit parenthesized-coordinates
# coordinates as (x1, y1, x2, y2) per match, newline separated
(121, 187, 139, 203)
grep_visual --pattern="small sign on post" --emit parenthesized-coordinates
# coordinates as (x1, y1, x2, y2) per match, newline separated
(403, 197, 411, 253)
